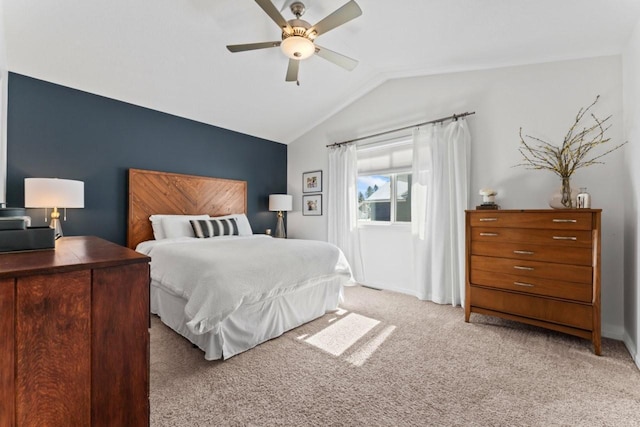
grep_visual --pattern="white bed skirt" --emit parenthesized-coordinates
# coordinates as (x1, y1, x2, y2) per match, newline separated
(150, 277, 344, 360)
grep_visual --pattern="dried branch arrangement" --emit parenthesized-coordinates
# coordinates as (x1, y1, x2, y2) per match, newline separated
(517, 95, 627, 179)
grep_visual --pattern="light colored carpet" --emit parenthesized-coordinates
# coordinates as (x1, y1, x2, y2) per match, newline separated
(150, 285, 640, 426)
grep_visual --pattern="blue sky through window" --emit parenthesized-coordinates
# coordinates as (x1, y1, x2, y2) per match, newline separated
(357, 175, 390, 199)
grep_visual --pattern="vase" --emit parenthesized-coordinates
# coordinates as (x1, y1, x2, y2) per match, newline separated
(549, 177, 577, 209)
(577, 187, 591, 208)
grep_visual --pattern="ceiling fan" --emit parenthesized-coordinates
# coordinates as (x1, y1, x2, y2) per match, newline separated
(226, 0, 362, 85)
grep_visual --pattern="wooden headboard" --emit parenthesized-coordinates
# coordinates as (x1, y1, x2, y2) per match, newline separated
(127, 168, 247, 249)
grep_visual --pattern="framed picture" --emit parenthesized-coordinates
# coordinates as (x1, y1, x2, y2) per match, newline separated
(302, 170, 322, 193)
(302, 194, 322, 216)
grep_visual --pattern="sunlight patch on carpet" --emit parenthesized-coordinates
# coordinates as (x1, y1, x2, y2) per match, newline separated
(345, 325, 396, 367)
(304, 313, 380, 356)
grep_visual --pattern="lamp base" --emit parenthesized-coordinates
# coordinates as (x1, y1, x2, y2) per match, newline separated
(50, 209, 63, 239)
(274, 212, 286, 238)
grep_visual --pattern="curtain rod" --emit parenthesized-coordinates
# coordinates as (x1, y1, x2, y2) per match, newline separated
(326, 111, 476, 148)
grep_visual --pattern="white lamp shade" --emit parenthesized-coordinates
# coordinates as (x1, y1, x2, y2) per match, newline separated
(269, 194, 292, 212)
(25, 178, 84, 208)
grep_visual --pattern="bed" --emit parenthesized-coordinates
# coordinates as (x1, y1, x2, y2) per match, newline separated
(128, 168, 352, 360)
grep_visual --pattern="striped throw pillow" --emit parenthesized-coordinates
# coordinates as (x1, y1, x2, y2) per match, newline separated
(190, 218, 239, 238)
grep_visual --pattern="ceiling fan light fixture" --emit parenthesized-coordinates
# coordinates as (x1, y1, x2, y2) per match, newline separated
(281, 35, 315, 60)
(227, 0, 363, 82)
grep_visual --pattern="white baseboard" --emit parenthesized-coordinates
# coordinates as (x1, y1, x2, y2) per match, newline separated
(604, 326, 640, 371)
(622, 331, 640, 371)
(358, 281, 418, 298)
(602, 323, 625, 340)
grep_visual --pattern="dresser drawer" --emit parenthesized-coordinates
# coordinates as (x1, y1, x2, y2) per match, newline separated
(471, 227, 593, 248)
(470, 286, 593, 330)
(471, 269, 592, 302)
(471, 255, 593, 284)
(471, 241, 593, 266)
(468, 211, 593, 230)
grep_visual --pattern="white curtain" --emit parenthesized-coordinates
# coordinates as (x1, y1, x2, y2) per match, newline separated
(411, 119, 470, 306)
(328, 144, 365, 282)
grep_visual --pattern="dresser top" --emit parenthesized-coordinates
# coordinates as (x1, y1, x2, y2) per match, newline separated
(0, 236, 149, 278)
(466, 209, 602, 213)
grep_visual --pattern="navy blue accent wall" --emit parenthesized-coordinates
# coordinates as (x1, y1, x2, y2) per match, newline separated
(6, 73, 287, 246)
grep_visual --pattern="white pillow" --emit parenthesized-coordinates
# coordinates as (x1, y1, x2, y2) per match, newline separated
(149, 214, 209, 240)
(161, 215, 212, 239)
(210, 213, 253, 236)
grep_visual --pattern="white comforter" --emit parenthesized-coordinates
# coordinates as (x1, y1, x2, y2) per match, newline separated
(136, 235, 353, 335)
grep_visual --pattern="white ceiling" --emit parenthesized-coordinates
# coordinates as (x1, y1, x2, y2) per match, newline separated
(4, 0, 640, 144)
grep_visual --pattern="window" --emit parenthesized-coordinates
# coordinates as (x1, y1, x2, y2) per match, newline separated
(357, 173, 412, 222)
(356, 137, 412, 224)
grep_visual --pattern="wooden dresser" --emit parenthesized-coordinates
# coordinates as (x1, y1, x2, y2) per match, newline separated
(0, 236, 151, 426)
(465, 209, 601, 354)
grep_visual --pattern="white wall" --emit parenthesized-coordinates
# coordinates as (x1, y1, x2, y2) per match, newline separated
(623, 18, 640, 367)
(358, 224, 413, 294)
(288, 56, 626, 338)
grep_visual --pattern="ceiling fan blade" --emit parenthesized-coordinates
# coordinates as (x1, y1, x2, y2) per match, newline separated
(227, 41, 281, 53)
(255, 0, 292, 33)
(307, 0, 362, 37)
(286, 59, 300, 82)
(314, 45, 358, 71)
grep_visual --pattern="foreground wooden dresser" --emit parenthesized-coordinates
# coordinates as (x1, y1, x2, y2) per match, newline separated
(465, 209, 601, 354)
(0, 236, 151, 426)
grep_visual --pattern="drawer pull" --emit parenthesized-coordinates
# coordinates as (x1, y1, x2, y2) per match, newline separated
(513, 250, 534, 255)
(513, 265, 534, 271)
(552, 236, 577, 241)
(552, 219, 577, 223)
(479, 232, 498, 237)
(514, 281, 534, 287)
(479, 218, 498, 222)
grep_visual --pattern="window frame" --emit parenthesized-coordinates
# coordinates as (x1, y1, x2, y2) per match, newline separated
(357, 170, 412, 226)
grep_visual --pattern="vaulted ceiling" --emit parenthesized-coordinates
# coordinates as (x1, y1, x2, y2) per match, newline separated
(4, 0, 640, 144)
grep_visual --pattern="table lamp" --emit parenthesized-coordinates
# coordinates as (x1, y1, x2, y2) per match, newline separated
(268, 194, 292, 238)
(25, 178, 84, 239)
